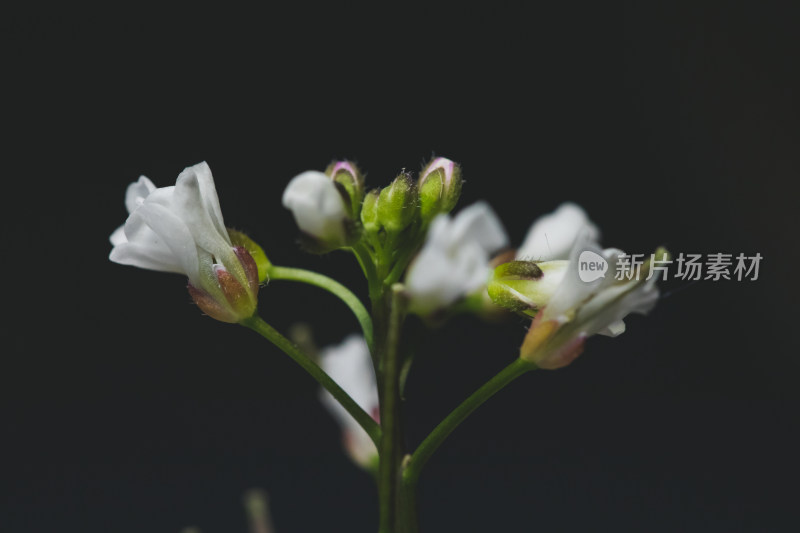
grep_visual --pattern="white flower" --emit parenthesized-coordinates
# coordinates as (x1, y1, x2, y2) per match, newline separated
(511, 202, 646, 337)
(519, 231, 665, 369)
(282, 171, 350, 246)
(483, 202, 665, 369)
(405, 201, 509, 315)
(318, 335, 379, 469)
(541, 232, 660, 338)
(516, 202, 600, 261)
(109, 162, 258, 322)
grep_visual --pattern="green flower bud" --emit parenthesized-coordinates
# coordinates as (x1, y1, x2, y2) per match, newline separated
(361, 188, 381, 234)
(378, 172, 418, 234)
(418, 157, 463, 221)
(326, 160, 364, 219)
(487, 260, 567, 317)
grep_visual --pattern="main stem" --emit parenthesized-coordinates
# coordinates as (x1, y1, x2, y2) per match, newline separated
(377, 285, 406, 533)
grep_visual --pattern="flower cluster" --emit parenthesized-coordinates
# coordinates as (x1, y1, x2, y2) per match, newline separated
(109, 156, 668, 479)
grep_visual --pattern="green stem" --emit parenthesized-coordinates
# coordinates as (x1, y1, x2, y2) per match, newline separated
(378, 285, 406, 532)
(383, 245, 417, 287)
(403, 358, 536, 487)
(267, 265, 373, 351)
(398, 474, 418, 533)
(240, 314, 382, 447)
(383, 222, 427, 287)
(351, 242, 381, 301)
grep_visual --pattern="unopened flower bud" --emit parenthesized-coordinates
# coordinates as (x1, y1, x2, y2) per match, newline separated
(283, 171, 358, 253)
(487, 260, 568, 317)
(188, 245, 260, 323)
(418, 157, 462, 221)
(361, 188, 381, 234)
(378, 172, 418, 234)
(326, 160, 364, 219)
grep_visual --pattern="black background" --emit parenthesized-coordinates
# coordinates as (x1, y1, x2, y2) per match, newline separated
(4, 6, 800, 532)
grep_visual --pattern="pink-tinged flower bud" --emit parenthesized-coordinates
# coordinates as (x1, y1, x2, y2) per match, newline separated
(325, 160, 364, 218)
(418, 156, 463, 221)
(188, 245, 260, 323)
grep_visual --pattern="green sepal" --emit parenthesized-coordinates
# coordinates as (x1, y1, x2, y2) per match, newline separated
(228, 229, 270, 283)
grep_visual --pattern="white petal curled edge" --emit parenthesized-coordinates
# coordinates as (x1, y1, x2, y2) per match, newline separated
(124, 176, 156, 214)
(188, 162, 228, 239)
(282, 171, 348, 242)
(517, 202, 600, 261)
(173, 165, 233, 259)
(109, 224, 127, 246)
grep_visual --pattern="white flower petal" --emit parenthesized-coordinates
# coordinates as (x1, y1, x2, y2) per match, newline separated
(127, 202, 201, 285)
(577, 278, 659, 337)
(448, 201, 508, 252)
(597, 320, 627, 337)
(109, 241, 187, 274)
(544, 243, 661, 338)
(282, 171, 348, 242)
(117, 207, 176, 265)
(449, 241, 494, 297)
(318, 335, 378, 468)
(406, 203, 505, 314)
(319, 334, 379, 446)
(188, 162, 228, 238)
(173, 165, 233, 258)
(124, 176, 156, 214)
(109, 224, 127, 246)
(517, 202, 599, 261)
(542, 231, 607, 322)
(406, 240, 489, 314)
